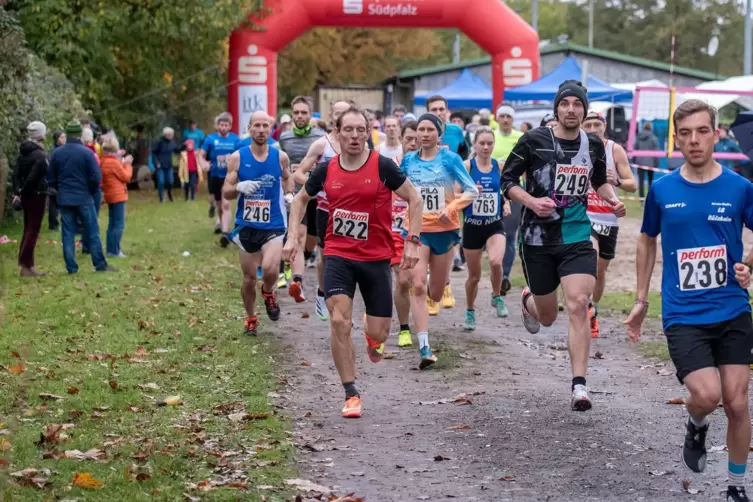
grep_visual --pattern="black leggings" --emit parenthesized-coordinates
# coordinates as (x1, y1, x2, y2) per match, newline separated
(638, 168, 654, 199)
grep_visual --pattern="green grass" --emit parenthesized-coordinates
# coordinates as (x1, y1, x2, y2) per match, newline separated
(0, 192, 294, 501)
(598, 291, 662, 318)
(639, 341, 671, 361)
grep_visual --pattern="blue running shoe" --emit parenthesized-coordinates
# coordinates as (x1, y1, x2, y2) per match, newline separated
(419, 346, 437, 370)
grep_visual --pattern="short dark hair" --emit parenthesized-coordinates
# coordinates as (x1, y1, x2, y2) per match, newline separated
(522, 122, 533, 130)
(335, 105, 369, 129)
(479, 117, 490, 126)
(401, 120, 418, 136)
(426, 95, 448, 109)
(393, 105, 407, 114)
(673, 99, 717, 130)
(449, 111, 465, 124)
(291, 95, 312, 111)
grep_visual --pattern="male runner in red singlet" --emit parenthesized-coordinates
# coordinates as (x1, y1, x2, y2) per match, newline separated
(283, 106, 423, 418)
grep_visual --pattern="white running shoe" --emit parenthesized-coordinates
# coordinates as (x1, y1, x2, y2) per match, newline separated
(521, 287, 540, 334)
(315, 294, 329, 321)
(570, 384, 592, 412)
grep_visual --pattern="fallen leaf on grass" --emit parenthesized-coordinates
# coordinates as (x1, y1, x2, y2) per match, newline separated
(39, 393, 64, 401)
(196, 345, 216, 352)
(10, 351, 20, 359)
(433, 455, 451, 461)
(87, 353, 115, 361)
(285, 478, 331, 494)
(300, 361, 312, 366)
(136, 473, 152, 482)
(301, 313, 310, 319)
(448, 424, 471, 430)
(0, 438, 12, 451)
(666, 397, 685, 405)
(135, 347, 149, 356)
(138, 382, 160, 391)
(10, 468, 52, 489)
(67, 387, 79, 395)
(8, 362, 26, 375)
(64, 449, 106, 461)
(72, 472, 104, 489)
(593, 351, 604, 360)
(109, 380, 119, 390)
(500, 475, 516, 482)
(132, 452, 150, 461)
(157, 396, 183, 407)
(35, 424, 74, 446)
(657, 368, 674, 377)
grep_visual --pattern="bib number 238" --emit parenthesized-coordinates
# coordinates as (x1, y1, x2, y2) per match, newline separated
(243, 200, 270, 223)
(332, 209, 368, 241)
(677, 245, 727, 291)
(420, 187, 445, 214)
(554, 164, 588, 196)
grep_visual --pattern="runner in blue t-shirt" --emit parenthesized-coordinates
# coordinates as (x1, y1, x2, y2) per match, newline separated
(625, 100, 753, 502)
(199, 112, 239, 246)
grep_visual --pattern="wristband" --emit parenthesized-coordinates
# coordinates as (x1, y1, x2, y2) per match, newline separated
(634, 299, 649, 308)
(407, 234, 421, 246)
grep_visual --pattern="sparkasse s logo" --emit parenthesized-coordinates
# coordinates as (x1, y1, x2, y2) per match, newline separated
(502, 46, 533, 87)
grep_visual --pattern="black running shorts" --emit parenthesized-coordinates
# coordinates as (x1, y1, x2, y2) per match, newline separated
(462, 220, 505, 250)
(316, 208, 328, 249)
(520, 241, 597, 296)
(590, 223, 619, 261)
(230, 226, 285, 254)
(302, 198, 318, 237)
(209, 176, 224, 202)
(323, 256, 393, 318)
(665, 311, 753, 384)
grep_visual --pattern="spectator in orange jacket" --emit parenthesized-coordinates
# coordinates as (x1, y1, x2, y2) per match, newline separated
(100, 135, 133, 258)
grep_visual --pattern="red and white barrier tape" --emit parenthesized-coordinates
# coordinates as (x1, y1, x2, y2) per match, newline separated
(630, 163, 672, 174)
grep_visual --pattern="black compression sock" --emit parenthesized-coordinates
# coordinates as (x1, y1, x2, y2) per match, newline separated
(293, 275, 302, 284)
(317, 288, 325, 297)
(572, 376, 586, 391)
(400, 324, 410, 332)
(343, 381, 359, 399)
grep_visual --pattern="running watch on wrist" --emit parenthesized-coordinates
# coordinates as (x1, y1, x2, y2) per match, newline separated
(407, 234, 421, 246)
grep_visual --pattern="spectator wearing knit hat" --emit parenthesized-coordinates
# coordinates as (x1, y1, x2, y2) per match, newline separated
(49, 120, 116, 274)
(13, 121, 50, 276)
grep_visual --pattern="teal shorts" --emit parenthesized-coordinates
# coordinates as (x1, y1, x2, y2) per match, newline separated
(420, 230, 461, 255)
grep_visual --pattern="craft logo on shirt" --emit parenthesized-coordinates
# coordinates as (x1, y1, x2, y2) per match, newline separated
(664, 202, 686, 209)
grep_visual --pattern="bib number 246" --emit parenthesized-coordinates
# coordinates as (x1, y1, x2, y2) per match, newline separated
(243, 200, 270, 223)
(332, 209, 368, 241)
(677, 245, 727, 291)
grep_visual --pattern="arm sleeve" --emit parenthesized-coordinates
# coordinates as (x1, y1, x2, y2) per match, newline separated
(501, 133, 530, 197)
(588, 134, 608, 189)
(304, 162, 328, 197)
(640, 185, 661, 237)
(200, 137, 212, 155)
(378, 155, 407, 191)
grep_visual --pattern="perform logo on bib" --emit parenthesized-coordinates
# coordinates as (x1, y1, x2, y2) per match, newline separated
(340, 0, 443, 18)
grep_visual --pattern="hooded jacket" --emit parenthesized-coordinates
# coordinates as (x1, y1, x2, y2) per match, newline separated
(152, 137, 179, 170)
(633, 129, 660, 168)
(14, 140, 49, 196)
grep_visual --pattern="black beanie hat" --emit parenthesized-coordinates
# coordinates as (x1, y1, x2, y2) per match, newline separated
(554, 80, 588, 116)
(417, 113, 444, 135)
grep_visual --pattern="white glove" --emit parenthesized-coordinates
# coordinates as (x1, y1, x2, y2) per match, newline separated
(284, 192, 294, 206)
(237, 180, 261, 196)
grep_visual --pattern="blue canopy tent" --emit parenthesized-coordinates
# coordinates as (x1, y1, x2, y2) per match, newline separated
(504, 56, 633, 102)
(414, 68, 493, 109)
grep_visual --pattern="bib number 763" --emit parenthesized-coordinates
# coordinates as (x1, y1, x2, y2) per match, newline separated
(677, 245, 727, 291)
(332, 208, 368, 240)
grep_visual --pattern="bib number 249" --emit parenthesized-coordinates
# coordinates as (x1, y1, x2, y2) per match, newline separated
(554, 164, 588, 196)
(677, 245, 727, 291)
(332, 209, 368, 241)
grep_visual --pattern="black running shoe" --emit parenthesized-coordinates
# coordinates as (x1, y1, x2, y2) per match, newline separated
(682, 418, 708, 473)
(501, 278, 511, 296)
(262, 290, 280, 321)
(209, 205, 216, 218)
(728, 486, 750, 502)
(244, 316, 259, 336)
(214, 224, 222, 234)
(219, 235, 230, 248)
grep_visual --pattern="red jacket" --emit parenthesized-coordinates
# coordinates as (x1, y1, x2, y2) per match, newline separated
(100, 154, 132, 204)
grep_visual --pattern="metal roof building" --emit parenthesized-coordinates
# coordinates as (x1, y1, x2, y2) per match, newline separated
(383, 42, 724, 112)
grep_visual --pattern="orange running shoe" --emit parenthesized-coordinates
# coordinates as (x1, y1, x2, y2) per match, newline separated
(589, 306, 600, 338)
(363, 314, 385, 363)
(342, 395, 362, 418)
(288, 280, 305, 303)
(244, 316, 259, 336)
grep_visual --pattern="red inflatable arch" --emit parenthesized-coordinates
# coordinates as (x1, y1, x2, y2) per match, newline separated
(228, 0, 539, 131)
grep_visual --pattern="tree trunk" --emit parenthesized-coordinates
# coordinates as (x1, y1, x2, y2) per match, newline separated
(0, 150, 7, 221)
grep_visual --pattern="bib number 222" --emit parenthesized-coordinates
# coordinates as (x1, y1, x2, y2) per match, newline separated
(332, 209, 368, 241)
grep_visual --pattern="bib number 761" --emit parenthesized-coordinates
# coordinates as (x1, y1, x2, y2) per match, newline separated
(677, 245, 727, 291)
